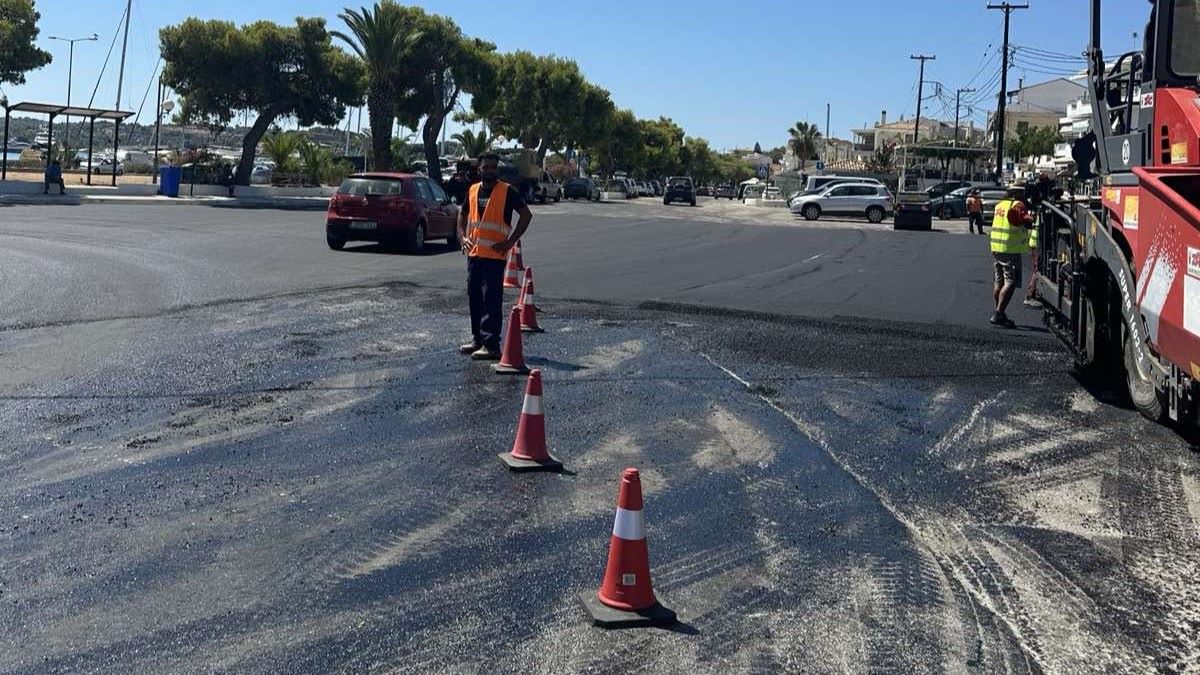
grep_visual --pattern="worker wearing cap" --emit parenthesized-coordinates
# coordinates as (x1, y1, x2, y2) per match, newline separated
(990, 185, 1034, 328)
(457, 152, 532, 360)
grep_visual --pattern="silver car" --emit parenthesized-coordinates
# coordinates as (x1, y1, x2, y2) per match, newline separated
(790, 183, 894, 223)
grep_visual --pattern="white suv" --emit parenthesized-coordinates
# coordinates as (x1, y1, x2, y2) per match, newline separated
(790, 183, 894, 223)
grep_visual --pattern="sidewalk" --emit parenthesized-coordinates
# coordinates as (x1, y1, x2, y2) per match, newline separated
(0, 192, 329, 210)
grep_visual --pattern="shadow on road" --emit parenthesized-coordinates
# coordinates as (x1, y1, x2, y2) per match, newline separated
(340, 242, 459, 257)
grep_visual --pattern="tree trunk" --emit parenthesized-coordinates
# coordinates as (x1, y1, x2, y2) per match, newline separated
(367, 86, 393, 171)
(235, 108, 280, 186)
(535, 138, 551, 166)
(422, 113, 444, 184)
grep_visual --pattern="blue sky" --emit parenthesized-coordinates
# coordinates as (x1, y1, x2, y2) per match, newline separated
(4, 0, 1150, 150)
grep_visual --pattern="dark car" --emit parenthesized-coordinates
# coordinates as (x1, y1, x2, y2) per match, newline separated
(930, 186, 971, 220)
(563, 176, 601, 201)
(714, 185, 736, 199)
(326, 173, 460, 253)
(663, 176, 696, 206)
(695, 185, 713, 197)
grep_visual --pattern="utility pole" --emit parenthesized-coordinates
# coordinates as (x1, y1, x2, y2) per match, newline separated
(112, 0, 132, 186)
(954, 87, 976, 147)
(988, 2, 1028, 182)
(824, 102, 831, 162)
(910, 55, 935, 145)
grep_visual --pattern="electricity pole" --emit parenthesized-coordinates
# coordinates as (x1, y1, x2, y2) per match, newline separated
(824, 102, 831, 162)
(988, 2, 1028, 182)
(48, 34, 98, 147)
(911, 55, 936, 145)
(954, 87, 976, 147)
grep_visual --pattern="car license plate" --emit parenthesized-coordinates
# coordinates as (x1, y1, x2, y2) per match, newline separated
(349, 221, 376, 230)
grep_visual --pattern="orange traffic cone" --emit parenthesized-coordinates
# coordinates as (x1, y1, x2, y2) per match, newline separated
(512, 240, 526, 271)
(520, 277, 544, 333)
(498, 369, 562, 472)
(517, 267, 531, 307)
(503, 248, 522, 289)
(581, 468, 676, 628)
(492, 306, 530, 375)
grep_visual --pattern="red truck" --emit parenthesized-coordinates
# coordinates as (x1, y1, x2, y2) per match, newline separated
(1036, 0, 1200, 424)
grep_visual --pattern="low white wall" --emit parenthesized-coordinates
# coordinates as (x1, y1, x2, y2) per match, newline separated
(0, 179, 334, 199)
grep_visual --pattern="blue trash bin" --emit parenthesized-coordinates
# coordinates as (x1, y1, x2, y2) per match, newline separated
(159, 166, 182, 197)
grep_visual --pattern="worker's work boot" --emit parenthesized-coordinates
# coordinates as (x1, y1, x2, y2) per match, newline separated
(460, 340, 482, 354)
(470, 345, 501, 361)
(990, 312, 1016, 329)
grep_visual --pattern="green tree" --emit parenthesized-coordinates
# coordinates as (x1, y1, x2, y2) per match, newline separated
(297, 136, 333, 185)
(0, 0, 52, 86)
(160, 16, 365, 185)
(390, 7, 495, 184)
(1009, 125, 1062, 161)
(767, 146, 787, 163)
(585, 108, 642, 176)
(389, 137, 420, 171)
(450, 128, 496, 157)
(787, 121, 822, 172)
(260, 131, 300, 173)
(333, 1, 414, 171)
(868, 142, 896, 174)
(472, 52, 613, 164)
(638, 116, 685, 178)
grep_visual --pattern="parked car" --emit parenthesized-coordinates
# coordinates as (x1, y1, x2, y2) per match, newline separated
(925, 180, 973, 199)
(789, 176, 885, 206)
(930, 186, 970, 220)
(563, 177, 601, 201)
(250, 164, 273, 185)
(977, 188, 1009, 225)
(762, 186, 785, 201)
(663, 176, 696, 206)
(714, 185, 736, 200)
(534, 171, 562, 203)
(91, 159, 124, 175)
(789, 183, 893, 223)
(325, 173, 460, 253)
(803, 175, 883, 194)
(894, 191, 934, 231)
(695, 185, 713, 197)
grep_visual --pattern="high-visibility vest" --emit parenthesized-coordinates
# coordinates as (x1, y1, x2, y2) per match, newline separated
(990, 199, 1030, 254)
(467, 181, 513, 260)
(1029, 215, 1039, 250)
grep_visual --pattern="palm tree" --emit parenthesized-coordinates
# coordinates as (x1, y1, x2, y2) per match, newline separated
(450, 128, 497, 158)
(787, 121, 822, 172)
(260, 131, 300, 173)
(333, 1, 413, 171)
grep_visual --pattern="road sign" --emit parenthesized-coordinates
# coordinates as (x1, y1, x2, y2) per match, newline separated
(815, 161, 826, 172)
(756, 164, 769, 179)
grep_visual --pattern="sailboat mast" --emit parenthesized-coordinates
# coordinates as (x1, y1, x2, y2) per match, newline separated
(115, 0, 132, 110)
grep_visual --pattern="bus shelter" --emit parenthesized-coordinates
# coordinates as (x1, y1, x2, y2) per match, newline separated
(2, 101, 134, 185)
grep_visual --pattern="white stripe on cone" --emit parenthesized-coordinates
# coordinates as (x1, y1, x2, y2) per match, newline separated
(521, 394, 543, 415)
(612, 507, 645, 540)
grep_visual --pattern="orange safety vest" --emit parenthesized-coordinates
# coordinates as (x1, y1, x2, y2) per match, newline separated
(467, 181, 513, 260)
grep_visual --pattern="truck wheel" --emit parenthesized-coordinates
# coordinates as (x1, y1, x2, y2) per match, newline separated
(1125, 328, 1165, 421)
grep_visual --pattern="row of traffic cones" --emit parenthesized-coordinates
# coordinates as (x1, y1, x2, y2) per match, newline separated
(494, 243, 675, 629)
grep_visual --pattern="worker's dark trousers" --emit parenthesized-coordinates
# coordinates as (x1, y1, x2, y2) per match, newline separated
(467, 256, 507, 350)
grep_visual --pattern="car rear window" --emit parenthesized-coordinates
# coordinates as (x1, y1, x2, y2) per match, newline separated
(338, 177, 403, 196)
(668, 178, 691, 186)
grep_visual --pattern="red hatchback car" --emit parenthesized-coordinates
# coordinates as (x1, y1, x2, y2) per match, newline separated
(326, 173, 460, 253)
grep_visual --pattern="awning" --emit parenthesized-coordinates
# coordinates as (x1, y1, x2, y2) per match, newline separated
(3, 101, 134, 121)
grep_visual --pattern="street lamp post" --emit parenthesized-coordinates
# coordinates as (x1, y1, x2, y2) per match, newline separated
(48, 34, 98, 152)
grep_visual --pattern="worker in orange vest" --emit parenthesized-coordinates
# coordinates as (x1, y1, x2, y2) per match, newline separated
(456, 152, 533, 360)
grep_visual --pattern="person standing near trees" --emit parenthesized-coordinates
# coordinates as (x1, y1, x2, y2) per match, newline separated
(456, 153, 532, 359)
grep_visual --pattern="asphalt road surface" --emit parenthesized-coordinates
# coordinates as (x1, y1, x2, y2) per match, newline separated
(1, 201, 1198, 673)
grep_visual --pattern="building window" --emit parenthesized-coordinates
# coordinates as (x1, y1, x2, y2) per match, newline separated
(1017, 121, 1030, 133)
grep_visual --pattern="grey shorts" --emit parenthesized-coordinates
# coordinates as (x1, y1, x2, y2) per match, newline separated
(993, 253, 1023, 286)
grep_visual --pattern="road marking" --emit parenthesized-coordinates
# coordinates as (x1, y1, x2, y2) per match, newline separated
(802, 253, 824, 263)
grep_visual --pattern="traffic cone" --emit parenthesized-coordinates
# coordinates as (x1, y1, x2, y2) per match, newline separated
(512, 240, 526, 271)
(580, 468, 676, 629)
(520, 276, 544, 333)
(498, 369, 562, 472)
(503, 248, 522, 289)
(517, 267, 531, 307)
(492, 306, 530, 375)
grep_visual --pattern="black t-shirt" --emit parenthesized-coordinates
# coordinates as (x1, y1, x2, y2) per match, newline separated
(475, 182, 525, 226)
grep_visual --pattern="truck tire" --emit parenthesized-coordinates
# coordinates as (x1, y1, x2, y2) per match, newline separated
(1125, 328, 1165, 422)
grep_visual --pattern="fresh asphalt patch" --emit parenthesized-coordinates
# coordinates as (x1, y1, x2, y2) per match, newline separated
(1, 283, 1197, 673)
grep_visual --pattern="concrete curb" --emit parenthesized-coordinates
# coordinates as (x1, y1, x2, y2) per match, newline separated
(0, 194, 329, 211)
